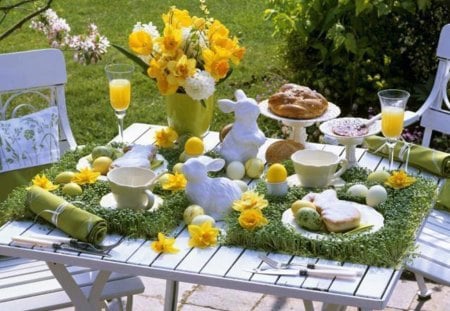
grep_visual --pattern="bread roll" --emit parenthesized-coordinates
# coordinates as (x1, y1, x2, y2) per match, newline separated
(268, 84, 328, 119)
(265, 140, 304, 164)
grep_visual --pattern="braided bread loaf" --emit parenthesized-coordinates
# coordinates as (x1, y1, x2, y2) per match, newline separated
(268, 84, 328, 119)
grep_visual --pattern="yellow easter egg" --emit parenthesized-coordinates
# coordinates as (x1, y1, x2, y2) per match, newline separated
(92, 156, 112, 175)
(184, 137, 204, 156)
(266, 163, 288, 183)
(62, 182, 83, 196)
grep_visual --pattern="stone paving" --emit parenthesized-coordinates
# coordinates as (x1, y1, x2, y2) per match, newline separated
(130, 273, 450, 311)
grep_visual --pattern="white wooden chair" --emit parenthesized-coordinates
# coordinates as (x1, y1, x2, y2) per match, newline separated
(402, 24, 450, 300)
(0, 49, 145, 310)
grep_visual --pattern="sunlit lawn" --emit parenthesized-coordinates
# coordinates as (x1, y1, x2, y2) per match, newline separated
(2, 0, 287, 144)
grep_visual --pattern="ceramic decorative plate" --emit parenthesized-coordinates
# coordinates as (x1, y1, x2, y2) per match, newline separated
(281, 201, 384, 240)
(76, 154, 168, 181)
(259, 100, 341, 125)
(100, 192, 163, 211)
(319, 117, 381, 144)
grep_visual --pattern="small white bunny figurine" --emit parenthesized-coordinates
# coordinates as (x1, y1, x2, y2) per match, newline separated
(182, 156, 242, 220)
(218, 90, 266, 163)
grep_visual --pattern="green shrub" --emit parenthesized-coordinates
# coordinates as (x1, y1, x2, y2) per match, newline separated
(265, 0, 449, 116)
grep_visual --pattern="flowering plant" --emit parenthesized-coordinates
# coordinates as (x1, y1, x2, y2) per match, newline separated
(118, 4, 245, 101)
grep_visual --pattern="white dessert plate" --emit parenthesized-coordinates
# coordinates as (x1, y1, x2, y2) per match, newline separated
(319, 117, 381, 144)
(287, 174, 346, 188)
(259, 100, 341, 124)
(282, 201, 384, 240)
(100, 192, 163, 212)
(76, 154, 168, 181)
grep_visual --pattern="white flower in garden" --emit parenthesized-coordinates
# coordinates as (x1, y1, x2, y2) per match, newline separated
(184, 70, 215, 100)
(133, 22, 160, 39)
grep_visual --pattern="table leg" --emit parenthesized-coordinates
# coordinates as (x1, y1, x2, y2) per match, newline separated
(303, 300, 314, 311)
(321, 303, 347, 311)
(46, 262, 110, 311)
(164, 279, 179, 311)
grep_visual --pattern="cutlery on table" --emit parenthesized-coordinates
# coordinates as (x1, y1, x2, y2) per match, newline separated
(28, 233, 121, 252)
(356, 113, 382, 130)
(249, 268, 358, 278)
(258, 254, 363, 276)
(11, 236, 111, 256)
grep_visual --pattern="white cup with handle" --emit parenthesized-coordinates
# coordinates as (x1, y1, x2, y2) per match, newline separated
(107, 167, 158, 210)
(291, 149, 348, 188)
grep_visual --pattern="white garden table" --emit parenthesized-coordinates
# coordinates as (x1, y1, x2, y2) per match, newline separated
(0, 123, 441, 311)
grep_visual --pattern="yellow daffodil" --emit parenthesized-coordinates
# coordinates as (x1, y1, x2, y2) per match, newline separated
(163, 7, 192, 28)
(157, 25, 182, 56)
(192, 17, 206, 30)
(72, 167, 100, 185)
(232, 191, 268, 212)
(156, 75, 179, 95)
(162, 172, 187, 191)
(202, 48, 230, 81)
(188, 222, 219, 248)
(207, 20, 229, 41)
(151, 232, 179, 254)
(148, 58, 167, 80)
(29, 174, 59, 191)
(167, 54, 197, 86)
(128, 30, 153, 55)
(385, 170, 416, 189)
(238, 208, 268, 231)
(155, 127, 178, 148)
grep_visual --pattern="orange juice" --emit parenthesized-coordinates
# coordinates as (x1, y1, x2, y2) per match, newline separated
(381, 106, 404, 138)
(109, 79, 131, 111)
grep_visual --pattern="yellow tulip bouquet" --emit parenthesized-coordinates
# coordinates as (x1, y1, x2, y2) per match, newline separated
(116, 5, 245, 101)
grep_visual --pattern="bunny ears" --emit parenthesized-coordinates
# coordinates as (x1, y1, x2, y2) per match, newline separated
(218, 89, 257, 113)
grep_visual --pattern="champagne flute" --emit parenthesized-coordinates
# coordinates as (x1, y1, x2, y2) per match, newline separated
(105, 63, 134, 144)
(378, 89, 410, 171)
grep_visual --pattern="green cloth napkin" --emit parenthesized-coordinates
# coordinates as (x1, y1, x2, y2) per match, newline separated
(26, 186, 107, 244)
(364, 136, 450, 178)
(437, 179, 450, 210)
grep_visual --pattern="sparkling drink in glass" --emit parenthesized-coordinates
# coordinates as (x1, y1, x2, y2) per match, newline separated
(378, 89, 410, 170)
(105, 63, 134, 143)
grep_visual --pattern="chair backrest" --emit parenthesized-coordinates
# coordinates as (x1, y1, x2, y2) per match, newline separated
(0, 48, 77, 156)
(0, 49, 77, 201)
(404, 24, 450, 147)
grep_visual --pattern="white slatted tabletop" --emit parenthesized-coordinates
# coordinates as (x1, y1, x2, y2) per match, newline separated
(0, 123, 442, 311)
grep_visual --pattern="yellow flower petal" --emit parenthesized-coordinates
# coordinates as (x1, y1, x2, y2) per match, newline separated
(232, 191, 268, 212)
(128, 30, 153, 55)
(188, 222, 219, 248)
(29, 174, 59, 191)
(385, 170, 416, 189)
(238, 208, 268, 231)
(155, 127, 178, 148)
(151, 232, 179, 254)
(162, 172, 187, 191)
(72, 168, 100, 185)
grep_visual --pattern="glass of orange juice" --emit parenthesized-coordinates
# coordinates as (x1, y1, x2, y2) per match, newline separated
(105, 63, 134, 143)
(378, 89, 410, 170)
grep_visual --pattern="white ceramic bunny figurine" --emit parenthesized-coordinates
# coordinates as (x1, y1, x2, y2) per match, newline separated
(182, 156, 242, 220)
(218, 90, 266, 163)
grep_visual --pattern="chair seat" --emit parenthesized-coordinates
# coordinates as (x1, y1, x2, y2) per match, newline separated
(0, 257, 145, 311)
(406, 209, 450, 287)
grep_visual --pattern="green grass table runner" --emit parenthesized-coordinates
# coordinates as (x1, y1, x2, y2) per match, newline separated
(0, 147, 438, 268)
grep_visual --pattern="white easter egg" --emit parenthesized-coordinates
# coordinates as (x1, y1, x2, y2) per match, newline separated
(183, 204, 204, 224)
(226, 161, 246, 180)
(347, 184, 369, 198)
(366, 185, 388, 207)
(191, 214, 216, 226)
(233, 179, 248, 192)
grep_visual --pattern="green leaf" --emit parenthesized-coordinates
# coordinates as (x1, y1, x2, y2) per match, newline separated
(355, 0, 370, 16)
(344, 33, 357, 53)
(111, 44, 148, 75)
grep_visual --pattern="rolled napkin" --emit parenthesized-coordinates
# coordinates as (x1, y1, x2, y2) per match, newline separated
(26, 186, 107, 244)
(437, 179, 450, 210)
(364, 136, 450, 178)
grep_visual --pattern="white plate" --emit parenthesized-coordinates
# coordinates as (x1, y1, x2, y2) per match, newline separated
(319, 117, 381, 144)
(282, 201, 384, 240)
(259, 100, 341, 125)
(76, 154, 168, 181)
(100, 192, 163, 211)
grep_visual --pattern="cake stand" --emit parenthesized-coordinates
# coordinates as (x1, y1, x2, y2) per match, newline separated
(319, 118, 381, 168)
(259, 100, 341, 146)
